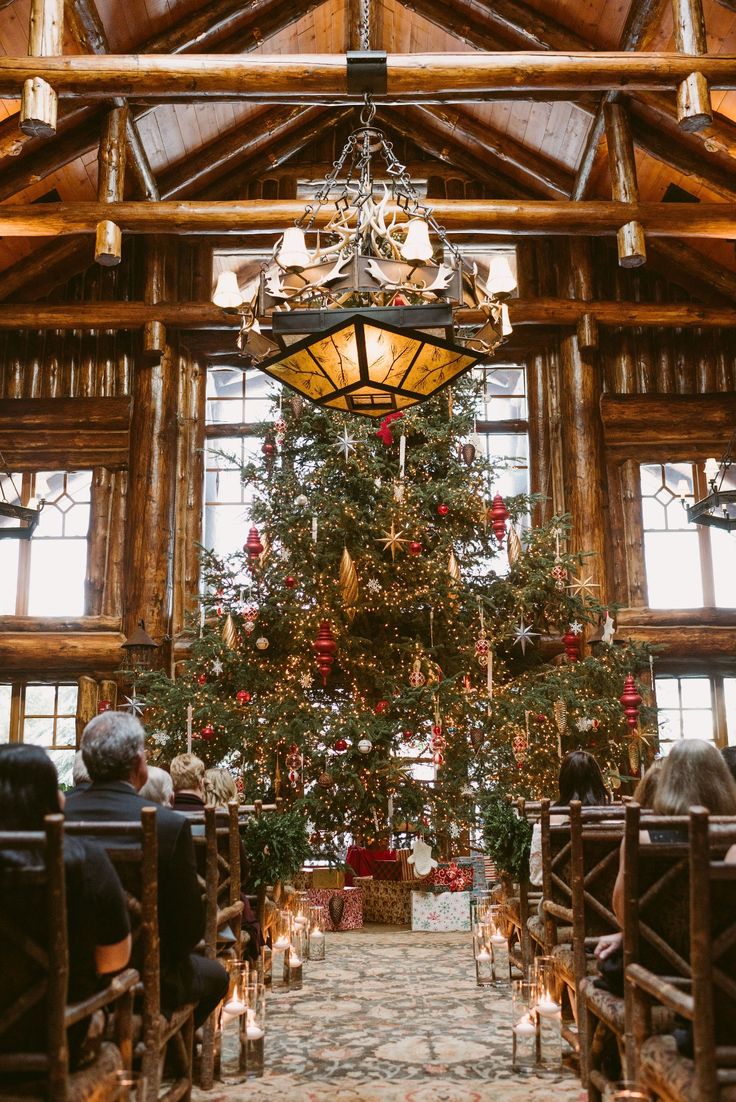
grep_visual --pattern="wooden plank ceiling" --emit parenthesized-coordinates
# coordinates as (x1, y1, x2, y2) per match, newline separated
(0, 0, 735, 297)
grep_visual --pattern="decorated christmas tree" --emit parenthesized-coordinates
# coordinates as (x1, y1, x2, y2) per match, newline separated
(142, 374, 652, 850)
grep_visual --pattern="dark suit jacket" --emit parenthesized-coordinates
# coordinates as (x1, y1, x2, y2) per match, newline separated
(64, 780, 204, 1009)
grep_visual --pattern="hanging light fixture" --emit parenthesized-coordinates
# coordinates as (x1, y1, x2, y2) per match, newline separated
(686, 432, 736, 532)
(0, 469, 44, 540)
(211, 98, 515, 417)
(120, 620, 159, 672)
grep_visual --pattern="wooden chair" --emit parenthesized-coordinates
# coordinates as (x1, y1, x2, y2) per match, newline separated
(503, 798, 542, 974)
(628, 809, 736, 1102)
(186, 804, 244, 1090)
(65, 809, 195, 1102)
(581, 804, 692, 1102)
(529, 800, 574, 957)
(567, 802, 626, 1079)
(0, 814, 138, 1102)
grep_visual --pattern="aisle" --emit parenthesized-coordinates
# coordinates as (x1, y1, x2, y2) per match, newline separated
(200, 926, 585, 1102)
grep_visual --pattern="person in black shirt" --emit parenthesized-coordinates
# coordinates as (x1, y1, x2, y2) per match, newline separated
(0, 744, 131, 1069)
(65, 713, 227, 1028)
(170, 753, 207, 813)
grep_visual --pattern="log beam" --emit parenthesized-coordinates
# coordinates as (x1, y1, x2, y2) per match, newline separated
(604, 101, 647, 267)
(3, 297, 736, 330)
(671, 0, 713, 131)
(95, 104, 127, 266)
(601, 392, 736, 456)
(0, 631, 126, 674)
(2, 53, 736, 101)
(20, 0, 63, 137)
(1, 199, 735, 237)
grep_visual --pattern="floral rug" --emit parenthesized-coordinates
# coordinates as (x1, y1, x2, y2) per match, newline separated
(197, 926, 584, 1101)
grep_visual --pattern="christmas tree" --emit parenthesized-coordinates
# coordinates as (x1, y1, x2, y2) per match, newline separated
(142, 375, 652, 850)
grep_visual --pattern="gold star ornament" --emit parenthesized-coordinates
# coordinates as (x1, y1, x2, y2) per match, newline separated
(376, 521, 409, 561)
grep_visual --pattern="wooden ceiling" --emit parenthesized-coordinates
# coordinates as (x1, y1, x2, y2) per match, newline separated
(1, 0, 736, 300)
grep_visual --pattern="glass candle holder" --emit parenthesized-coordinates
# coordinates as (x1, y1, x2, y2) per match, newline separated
(271, 911, 292, 991)
(219, 960, 249, 1077)
(474, 922, 494, 986)
(488, 906, 510, 987)
(308, 905, 326, 961)
(244, 980, 266, 1079)
(470, 890, 494, 928)
(511, 980, 537, 1075)
(292, 890, 310, 934)
(532, 956, 562, 1069)
(286, 925, 306, 990)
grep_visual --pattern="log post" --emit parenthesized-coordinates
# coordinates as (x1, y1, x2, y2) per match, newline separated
(143, 237, 167, 356)
(76, 675, 99, 743)
(98, 678, 118, 709)
(671, 0, 713, 131)
(123, 345, 178, 649)
(20, 0, 64, 137)
(619, 459, 648, 607)
(86, 468, 113, 615)
(170, 345, 206, 639)
(95, 105, 127, 266)
(604, 101, 646, 268)
(557, 239, 610, 604)
(102, 471, 126, 618)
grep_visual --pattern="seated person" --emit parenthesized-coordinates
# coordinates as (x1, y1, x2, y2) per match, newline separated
(0, 744, 130, 1069)
(596, 739, 736, 963)
(722, 745, 736, 784)
(170, 753, 206, 812)
(64, 713, 227, 1029)
(529, 749, 609, 886)
(203, 767, 237, 809)
(139, 765, 174, 807)
(69, 749, 91, 793)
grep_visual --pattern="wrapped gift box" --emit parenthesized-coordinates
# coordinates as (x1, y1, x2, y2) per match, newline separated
(373, 858, 401, 881)
(353, 877, 414, 925)
(411, 889, 471, 932)
(307, 886, 363, 931)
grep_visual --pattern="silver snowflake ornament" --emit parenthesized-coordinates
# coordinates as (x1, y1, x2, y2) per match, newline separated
(334, 427, 358, 460)
(367, 578, 382, 594)
(299, 672, 314, 690)
(448, 822, 462, 839)
(122, 694, 145, 716)
(569, 620, 584, 636)
(211, 658, 224, 675)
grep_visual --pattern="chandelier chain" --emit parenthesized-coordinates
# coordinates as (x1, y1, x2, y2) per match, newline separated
(359, 0, 371, 51)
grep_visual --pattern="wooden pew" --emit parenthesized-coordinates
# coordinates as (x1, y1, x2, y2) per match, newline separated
(0, 814, 138, 1102)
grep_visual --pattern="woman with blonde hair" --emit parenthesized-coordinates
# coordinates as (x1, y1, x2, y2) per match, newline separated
(203, 767, 238, 809)
(653, 739, 736, 815)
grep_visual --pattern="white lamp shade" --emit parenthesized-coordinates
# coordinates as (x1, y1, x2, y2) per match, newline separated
(277, 227, 311, 271)
(705, 457, 720, 482)
(213, 271, 244, 308)
(500, 303, 513, 336)
(400, 219, 434, 264)
(486, 254, 517, 295)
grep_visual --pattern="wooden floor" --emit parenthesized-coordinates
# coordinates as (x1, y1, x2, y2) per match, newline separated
(195, 926, 584, 1101)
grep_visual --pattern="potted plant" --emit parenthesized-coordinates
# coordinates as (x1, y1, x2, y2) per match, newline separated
(241, 809, 311, 925)
(481, 794, 532, 894)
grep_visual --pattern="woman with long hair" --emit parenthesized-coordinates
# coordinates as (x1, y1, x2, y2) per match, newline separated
(0, 745, 131, 1068)
(529, 750, 610, 886)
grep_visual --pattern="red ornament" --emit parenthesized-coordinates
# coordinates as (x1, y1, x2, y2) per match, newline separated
(563, 629, 581, 662)
(536, 713, 547, 722)
(236, 690, 251, 705)
(285, 575, 297, 589)
(200, 724, 215, 741)
(490, 493, 509, 544)
(197, 673, 207, 686)
(437, 503, 450, 517)
(431, 724, 442, 737)
(244, 525, 264, 561)
(333, 737, 349, 753)
(262, 440, 276, 459)
(403, 730, 414, 742)
(375, 700, 389, 714)
(97, 699, 112, 713)
(313, 620, 337, 686)
(375, 411, 404, 445)
(620, 674, 643, 729)
(409, 540, 423, 556)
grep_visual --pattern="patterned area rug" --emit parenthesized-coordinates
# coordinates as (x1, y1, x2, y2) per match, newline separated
(196, 926, 585, 1102)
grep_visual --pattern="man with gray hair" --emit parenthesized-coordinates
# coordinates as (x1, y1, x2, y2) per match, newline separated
(65, 712, 227, 1027)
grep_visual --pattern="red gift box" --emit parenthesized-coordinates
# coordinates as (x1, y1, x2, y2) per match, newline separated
(428, 861, 474, 892)
(373, 859, 402, 881)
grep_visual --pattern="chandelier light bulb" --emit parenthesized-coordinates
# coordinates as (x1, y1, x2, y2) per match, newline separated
(400, 219, 434, 264)
(212, 270, 244, 309)
(486, 254, 517, 296)
(500, 303, 513, 336)
(705, 457, 720, 484)
(277, 227, 311, 272)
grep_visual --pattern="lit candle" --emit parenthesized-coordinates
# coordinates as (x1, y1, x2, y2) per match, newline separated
(475, 946, 491, 962)
(273, 936, 289, 951)
(293, 915, 308, 929)
(514, 1013, 536, 1037)
(245, 1009, 264, 1041)
(310, 928, 324, 941)
(536, 990, 562, 1068)
(288, 951, 302, 968)
(223, 994, 245, 1015)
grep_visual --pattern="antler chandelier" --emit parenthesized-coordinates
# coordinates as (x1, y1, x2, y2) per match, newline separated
(687, 430, 736, 532)
(212, 97, 516, 417)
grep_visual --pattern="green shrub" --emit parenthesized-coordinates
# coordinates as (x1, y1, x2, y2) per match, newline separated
(241, 809, 311, 890)
(481, 795, 532, 881)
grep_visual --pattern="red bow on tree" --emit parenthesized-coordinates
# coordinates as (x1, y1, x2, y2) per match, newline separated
(375, 411, 404, 445)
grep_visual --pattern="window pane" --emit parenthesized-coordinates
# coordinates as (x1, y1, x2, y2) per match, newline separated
(680, 710, 714, 740)
(55, 717, 77, 745)
(48, 748, 75, 788)
(657, 709, 681, 742)
(0, 542, 19, 614)
(28, 540, 87, 616)
(23, 716, 53, 746)
(678, 678, 712, 709)
(711, 528, 736, 608)
(644, 532, 703, 608)
(653, 677, 679, 709)
(57, 684, 78, 714)
(25, 684, 57, 714)
(725, 678, 736, 746)
(204, 504, 249, 557)
(0, 685, 11, 742)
